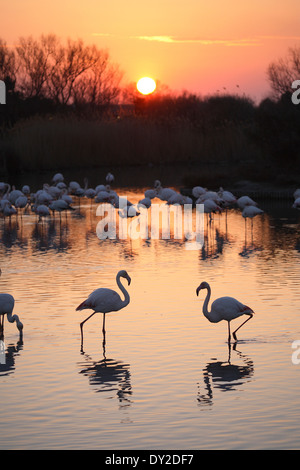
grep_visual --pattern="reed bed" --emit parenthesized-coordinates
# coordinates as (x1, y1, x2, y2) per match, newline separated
(1, 115, 263, 174)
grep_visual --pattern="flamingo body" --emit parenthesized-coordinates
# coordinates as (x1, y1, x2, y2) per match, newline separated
(196, 281, 253, 342)
(0, 292, 23, 336)
(76, 270, 131, 346)
(76, 288, 126, 314)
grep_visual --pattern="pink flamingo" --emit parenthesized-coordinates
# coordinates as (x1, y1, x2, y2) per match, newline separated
(196, 281, 254, 343)
(76, 270, 131, 346)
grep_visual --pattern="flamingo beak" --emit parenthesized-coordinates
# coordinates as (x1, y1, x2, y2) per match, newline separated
(196, 286, 200, 296)
(127, 275, 131, 286)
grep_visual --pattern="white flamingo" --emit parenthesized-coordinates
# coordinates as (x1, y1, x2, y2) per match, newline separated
(196, 281, 254, 343)
(242, 205, 264, 237)
(106, 172, 115, 184)
(294, 188, 300, 200)
(0, 270, 23, 338)
(192, 186, 206, 199)
(292, 197, 300, 209)
(237, 195, 257, 209)
(52, 173, 64, 184)
(76, 270, 131, 345)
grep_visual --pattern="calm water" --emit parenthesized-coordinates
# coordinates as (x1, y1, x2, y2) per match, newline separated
(1, 188, 300, 450)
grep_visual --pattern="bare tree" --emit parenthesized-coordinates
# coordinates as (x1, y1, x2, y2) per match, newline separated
(0, 38, 17, 88)
(73, 49, 123, 107)
(267, 46, 300, 99)
(47, 38, 100, 105)
(16, 34, 58, 98)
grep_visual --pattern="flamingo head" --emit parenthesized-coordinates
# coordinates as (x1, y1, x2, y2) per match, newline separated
(119, 270, 131, 285)
(196, 281, 209, 296)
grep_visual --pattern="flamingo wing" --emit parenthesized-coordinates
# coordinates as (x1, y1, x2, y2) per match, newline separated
(76, 288, 122, 313)
(211, 296, 253, 322)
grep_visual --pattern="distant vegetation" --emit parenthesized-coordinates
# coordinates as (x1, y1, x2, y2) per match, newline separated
(1, 36, 300, 187)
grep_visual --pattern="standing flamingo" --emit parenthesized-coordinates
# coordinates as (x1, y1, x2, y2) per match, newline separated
(76, 270, 131, 346)
(0, 277, 23, 339)
(196, 281, 254, 343)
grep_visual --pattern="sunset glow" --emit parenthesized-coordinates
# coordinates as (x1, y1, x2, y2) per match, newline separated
(1, 1, 300, 101)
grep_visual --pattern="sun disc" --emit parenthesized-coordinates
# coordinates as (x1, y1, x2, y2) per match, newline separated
(137, 77, 156, 95)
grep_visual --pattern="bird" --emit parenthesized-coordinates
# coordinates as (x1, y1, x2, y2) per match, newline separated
(106, 172, 115, 184)
(237, 195, 257, 209)
(138, 197, 152, 209)
(196, 281, 254, 343)
(242, 205, 264, 236)
(0, 275, 23, 339)
(218, 187, 236, 206)
(192, 186, 207, 199)
(242, 205, 264, 219)
(294, 188, 300, 200)
(34, 204, 51, 222)
(49, 199, 74, 217)
(52, 173, 64, 184)
(76, 270, 131, 347)
(292, 197, 300, 209)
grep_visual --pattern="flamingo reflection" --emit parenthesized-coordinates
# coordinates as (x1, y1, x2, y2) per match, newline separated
(197, 343, 254, 408)
(78, 349, 132, 406)
(0, 340, 23, 378)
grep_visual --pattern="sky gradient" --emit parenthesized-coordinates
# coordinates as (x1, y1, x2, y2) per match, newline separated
(2, 0, 300, 101)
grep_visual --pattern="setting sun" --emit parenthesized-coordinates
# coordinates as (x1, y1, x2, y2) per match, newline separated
(137, 77, 156, 95)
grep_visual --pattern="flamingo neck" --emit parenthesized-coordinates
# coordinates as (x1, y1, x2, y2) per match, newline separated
(117, 275, 130, 307)
(7, 312, 23, 332)
(202, 285, 211, 319)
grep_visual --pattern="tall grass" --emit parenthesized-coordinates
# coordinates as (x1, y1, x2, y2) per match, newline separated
(2, 115, 263, 173)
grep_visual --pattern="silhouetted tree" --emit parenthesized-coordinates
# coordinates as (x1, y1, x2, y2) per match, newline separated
(73, 50, 123, 108)
(267, 46, 300, 99)
(16, 34, 58, 98)
(0, 38, 17, 90)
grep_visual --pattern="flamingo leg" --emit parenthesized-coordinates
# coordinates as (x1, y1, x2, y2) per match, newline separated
(80, 311, 97, 346)
(0, 314, 3, 338)
(102, 314, 106, 349)
(232, 313, 253, 341)
(102, 313, 106, 334)
(227, 321, 231, 343)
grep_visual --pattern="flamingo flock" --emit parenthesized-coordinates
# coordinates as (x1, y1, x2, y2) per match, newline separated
(6, 172, 300, 345)
(0, 173, 267, 230)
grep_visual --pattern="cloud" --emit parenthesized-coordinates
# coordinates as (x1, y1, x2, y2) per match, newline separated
(92, 33, 300, 47)
(131, 35, 262, 46)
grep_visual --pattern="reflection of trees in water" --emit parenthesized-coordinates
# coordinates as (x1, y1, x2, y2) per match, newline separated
(0, 339, 23, 378)
(79, 351, 132, 407)
(197, 343, 254, 409)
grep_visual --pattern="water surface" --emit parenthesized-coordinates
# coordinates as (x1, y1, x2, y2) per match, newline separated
(1, 189, 300, 449)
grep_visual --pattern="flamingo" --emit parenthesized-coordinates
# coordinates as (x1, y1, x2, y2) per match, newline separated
(52, 173, 64, 184)
(0, 271, 23, 339)
(76, 270, 131, 346)
(237, 195, 257, 209)
(196, 281, 254, 343)
(242, 205, 264, 237)
(138, 197, 152, 209)
(292, 197, 300, 209)
(294, 188, 300, 200)
(192, 186, 206, 199)
(106, 172, 115, 184)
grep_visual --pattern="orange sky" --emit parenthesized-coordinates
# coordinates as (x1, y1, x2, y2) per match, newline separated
(2, 0, 300, 101)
